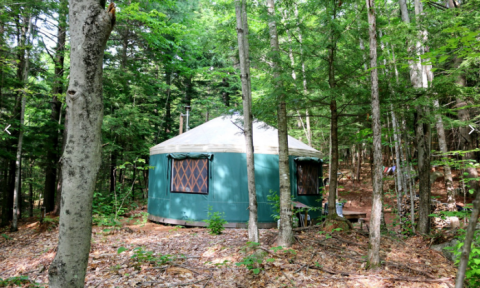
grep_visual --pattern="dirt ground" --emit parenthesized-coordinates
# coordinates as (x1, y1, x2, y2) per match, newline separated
(0, 163, 475, 287)
(0, 214, 457, 287)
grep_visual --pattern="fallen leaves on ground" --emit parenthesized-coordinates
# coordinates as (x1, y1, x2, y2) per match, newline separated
(0, 217, 457, 288)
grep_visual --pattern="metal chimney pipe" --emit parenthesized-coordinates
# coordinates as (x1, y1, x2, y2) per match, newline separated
(185, 106, 191, 131)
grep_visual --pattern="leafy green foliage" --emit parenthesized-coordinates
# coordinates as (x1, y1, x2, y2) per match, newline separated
(446, 229, 480, 286)
(236, 253, 264, 275)
(41, 216, 58, 225)
(267, 190, 318, 227)
(236, 242, 266, 274)
(117, 246, 178, 267)
(92, 215, 122, 228)
(203, 206, 227, 235)
(235, 242, 297, 275)
(133, 212, 149, 226)
(1, 233, 11, 241)
(0, 275, 41, 287)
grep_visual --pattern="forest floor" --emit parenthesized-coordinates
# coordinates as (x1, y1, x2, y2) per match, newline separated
(1, 163, 476, 287)
(0, 214, 457, 288)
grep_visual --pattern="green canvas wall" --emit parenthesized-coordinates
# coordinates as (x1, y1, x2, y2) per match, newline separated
(148, 152, 323, 225)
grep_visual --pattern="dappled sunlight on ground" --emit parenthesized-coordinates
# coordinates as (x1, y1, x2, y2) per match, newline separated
(0, 211, 457, 287)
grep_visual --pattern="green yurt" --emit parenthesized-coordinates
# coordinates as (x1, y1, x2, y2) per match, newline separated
(147, 116, 323, 228)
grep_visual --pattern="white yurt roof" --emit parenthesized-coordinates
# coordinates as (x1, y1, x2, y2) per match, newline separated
(150, 116, 321, 158)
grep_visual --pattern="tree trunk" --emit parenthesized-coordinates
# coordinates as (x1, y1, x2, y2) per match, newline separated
(305, 110, 312, 147)
(2, 14, 29, 227)
(326, 6, 340, 217)
(399, 0, 432, 234)
(365, 0, 382, 268)
(404, 129, 417, 232)
(455, 188, 480, 288)
(267, 0, 293, 247)
(11, 88, 26, 232)
(48, 2, 115, 287)
(293, 3, 312, 147)
(457, 97, 478, 195)
(391, 110, 404, 216)
(53, 106, 68, 216)
(29, 161, 34, 217)
(235, 0, 258, 243)
(110, 149, 117, 193)
(164, 70, 172, 135)
(45, 0, 67, 213)
(1, 165, 8, 225)
(356, 144, 362, 183)
(446, 0, 477, 200)
(11, 14, 32, 232)
(222, 77, 230, 107)
(2, 161, 14, 227)
(434, 100, 455, 210)
(416, 108, 431, 234)
(328, 100, 339, 217)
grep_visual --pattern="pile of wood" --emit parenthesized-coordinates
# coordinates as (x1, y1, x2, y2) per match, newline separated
(396, 196, 453, 231)
(431, 201, 452, 229)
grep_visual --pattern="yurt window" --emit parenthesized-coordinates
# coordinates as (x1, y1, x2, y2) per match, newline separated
(297, 161, 320, 195)
(171, 159, 209, 194)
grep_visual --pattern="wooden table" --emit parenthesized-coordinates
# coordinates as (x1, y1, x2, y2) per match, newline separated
(342, 210, 367, 222)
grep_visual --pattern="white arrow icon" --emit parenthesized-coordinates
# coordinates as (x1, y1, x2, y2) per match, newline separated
(469, 125, 475, 135)
(4, 124, 11, 135)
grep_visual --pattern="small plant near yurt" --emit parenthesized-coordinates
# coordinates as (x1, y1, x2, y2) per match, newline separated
(203, 206, 227, 235)
(118, 246, 176, 267)
(237, 242, 276, 274)
(236, 253, 265, 274)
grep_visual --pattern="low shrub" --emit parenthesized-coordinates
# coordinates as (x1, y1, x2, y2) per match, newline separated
(203, 206, 227, 235)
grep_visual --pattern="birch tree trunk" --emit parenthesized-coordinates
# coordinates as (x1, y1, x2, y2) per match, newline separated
(365, 0, 383, 268)
(291, 3, 312, 147)
(235, 0, 258, 243)
(48, 1, 115, 287)
(267, 0, 293, 247)
(356, 144, 362, 183)
(399, 0, 432, 234)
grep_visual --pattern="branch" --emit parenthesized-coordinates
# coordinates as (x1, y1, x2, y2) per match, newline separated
(287, 114, 331, 119)
(230, 120, 245, 133)
(426, 1, 447, 10)
(39, 36, 56, 64)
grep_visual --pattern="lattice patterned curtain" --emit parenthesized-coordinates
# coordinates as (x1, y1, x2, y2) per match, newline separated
(297, 161, 319, 195)
(171, 159, 209, 193)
